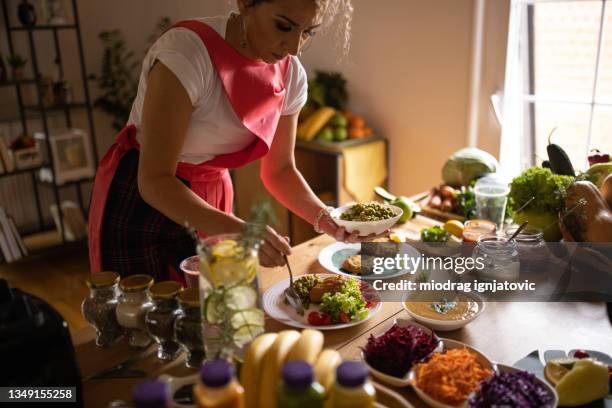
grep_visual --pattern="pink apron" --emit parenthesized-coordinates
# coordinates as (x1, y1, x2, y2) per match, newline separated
(88, 20, 290, 273)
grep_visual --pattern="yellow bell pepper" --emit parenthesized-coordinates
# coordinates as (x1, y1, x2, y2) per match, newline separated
(556, 359, 609, 407)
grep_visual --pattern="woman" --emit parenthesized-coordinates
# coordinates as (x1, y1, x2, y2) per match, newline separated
(88, 0, 360, 280)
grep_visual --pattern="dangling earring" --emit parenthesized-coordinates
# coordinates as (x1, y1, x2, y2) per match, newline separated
(240, 15, 248, 49)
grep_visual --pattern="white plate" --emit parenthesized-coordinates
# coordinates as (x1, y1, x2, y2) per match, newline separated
(318, 241, 420, 280)
(262, 274, 381, 330)
(409, 339, 495, 408)
(361, 318, 443, 387)
(485, 364, 558, 408)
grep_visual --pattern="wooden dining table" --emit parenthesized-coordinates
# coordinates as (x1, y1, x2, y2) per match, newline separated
(72, 215, 612, 408)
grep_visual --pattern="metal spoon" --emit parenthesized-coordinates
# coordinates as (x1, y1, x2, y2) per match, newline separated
(507, 221, 529, 242)
(283, 255, 304, 315)
(514, 196, 535, 214)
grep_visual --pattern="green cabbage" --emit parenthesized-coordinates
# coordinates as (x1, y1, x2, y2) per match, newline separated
(442, 148, 498, 186)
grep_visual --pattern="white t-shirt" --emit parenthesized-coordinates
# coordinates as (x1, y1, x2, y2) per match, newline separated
(127, 15, 308, 165)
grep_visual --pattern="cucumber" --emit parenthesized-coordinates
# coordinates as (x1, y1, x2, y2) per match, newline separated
(204, 293, 223, 323)
(547, 128, 575, 176)
(230, 308, 265, 329)
(224, 285, 257, 311)
(374, 186, 396, 202)
(232, 324, 265, 347)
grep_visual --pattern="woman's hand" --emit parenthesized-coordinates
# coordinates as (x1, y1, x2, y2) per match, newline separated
(258, 225, 292, 267)
(316, 212, 389, 243)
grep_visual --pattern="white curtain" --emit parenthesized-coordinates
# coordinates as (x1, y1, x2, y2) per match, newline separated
(499, 0, 531, 180)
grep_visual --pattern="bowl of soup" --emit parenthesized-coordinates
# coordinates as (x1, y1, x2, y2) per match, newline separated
(403, 291, 484, 331)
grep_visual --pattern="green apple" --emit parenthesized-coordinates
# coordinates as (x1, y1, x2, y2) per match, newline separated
(317, 127, 334, 142)
(333, 127, 348, 141)
(330, 113, 348, 128)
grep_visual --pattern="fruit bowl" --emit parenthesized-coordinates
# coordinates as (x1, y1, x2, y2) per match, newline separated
(330, 204, 403, 236)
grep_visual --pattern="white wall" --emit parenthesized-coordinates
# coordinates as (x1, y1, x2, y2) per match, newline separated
(0, 0, 511, 230)
(301, 0, 476, 195)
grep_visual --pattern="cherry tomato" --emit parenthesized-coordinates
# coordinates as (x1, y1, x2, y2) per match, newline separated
(573, 350, 590, 359)
(366, 300, 379, 309)
(339, 312, 350, 323)
(308, 311, 332, 326)
(322, 314, 332, 325)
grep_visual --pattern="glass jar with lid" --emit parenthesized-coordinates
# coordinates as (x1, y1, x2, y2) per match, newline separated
(145, 281, 183, 360)
(116, 274, 154, 347)
(462, 219, 497, 257)
(81, 271, 124, 347)
(472, 234, 520, 282)
(504, 225, 549, 270)
(174, 287, 205, 368)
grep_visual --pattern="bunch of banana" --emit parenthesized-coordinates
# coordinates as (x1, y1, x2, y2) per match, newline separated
(240, 333, 278, 408)
(287, 329, 324, 364)
(240, 329, 343, 408)
(314, 348, 342, 391)
(297, 107, 336, 141)
(258, 330, 301, 408)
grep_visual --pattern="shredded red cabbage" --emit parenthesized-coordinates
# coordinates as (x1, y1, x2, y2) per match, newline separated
(363, 323, 439, 377)
(468, 370, 553, 408)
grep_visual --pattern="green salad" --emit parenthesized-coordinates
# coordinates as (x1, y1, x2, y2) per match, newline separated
(320, 279, 369, 323)
(420, 226, 451, 243)
(340, 202, 395, 222)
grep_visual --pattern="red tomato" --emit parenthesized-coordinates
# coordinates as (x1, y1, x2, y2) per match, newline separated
(573, 350, 590, 359)
(321, 314, 332, 325)
(308, 311, 332, 326)
(339, 312, 350, 323)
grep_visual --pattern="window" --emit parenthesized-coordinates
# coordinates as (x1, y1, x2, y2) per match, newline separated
(500, 0, 612, 176)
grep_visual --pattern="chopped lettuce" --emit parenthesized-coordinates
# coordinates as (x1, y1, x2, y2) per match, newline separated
(320, 279, 368, 323)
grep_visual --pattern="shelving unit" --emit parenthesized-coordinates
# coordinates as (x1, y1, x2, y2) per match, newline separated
(289, 135, 389, 243)
(0, 0, 99, 257)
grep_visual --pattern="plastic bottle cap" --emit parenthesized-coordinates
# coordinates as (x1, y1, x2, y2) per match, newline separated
(132, 380, 169, 408)
(336, 361, 368, 387)
(282, 361, 314, 389)
(200, 359, 234, 388)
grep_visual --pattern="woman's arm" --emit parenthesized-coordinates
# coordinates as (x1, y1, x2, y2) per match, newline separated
(260, 113, 363, 242)
(260, 113, 324, 225)
(137, 62, 244, 235)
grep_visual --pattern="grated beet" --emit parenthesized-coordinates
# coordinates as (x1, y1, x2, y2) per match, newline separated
(363, 323, 439, 378)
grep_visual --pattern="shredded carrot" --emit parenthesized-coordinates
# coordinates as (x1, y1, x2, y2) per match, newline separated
(414, 348, 492, 406)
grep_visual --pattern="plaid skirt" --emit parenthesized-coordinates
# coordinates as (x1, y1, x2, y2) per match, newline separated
(101, 149, 196, 281)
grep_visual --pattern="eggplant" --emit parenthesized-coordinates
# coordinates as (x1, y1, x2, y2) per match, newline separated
(547, 129, 575, 176)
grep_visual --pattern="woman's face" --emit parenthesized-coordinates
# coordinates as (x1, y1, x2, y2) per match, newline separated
(239, 0, 323, 63)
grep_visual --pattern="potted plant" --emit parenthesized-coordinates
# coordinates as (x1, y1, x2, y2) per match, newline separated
(7, 54, 27, 81)
(93, 17, 171, 131)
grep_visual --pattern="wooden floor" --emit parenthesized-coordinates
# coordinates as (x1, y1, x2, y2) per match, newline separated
(0, 231, 90, 334)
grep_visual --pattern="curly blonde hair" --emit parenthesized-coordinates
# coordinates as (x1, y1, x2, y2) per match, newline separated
(232, 0, 354, 56)
(313, 0, 354, 56)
